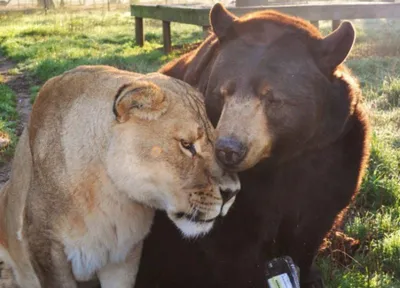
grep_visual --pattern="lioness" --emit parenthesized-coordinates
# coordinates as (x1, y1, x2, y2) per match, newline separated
(0, 65, 240, 288)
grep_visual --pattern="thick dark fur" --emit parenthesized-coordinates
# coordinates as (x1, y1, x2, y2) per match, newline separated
(135, 5, 370, 288)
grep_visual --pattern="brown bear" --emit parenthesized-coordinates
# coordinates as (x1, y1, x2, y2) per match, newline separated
(135, 4, 370, 288)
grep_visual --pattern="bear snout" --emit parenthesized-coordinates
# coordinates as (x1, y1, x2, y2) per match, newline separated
(215, 136, 247, 168)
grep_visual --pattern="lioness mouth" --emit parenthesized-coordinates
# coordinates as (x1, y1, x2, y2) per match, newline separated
(175, 212, 217, 223)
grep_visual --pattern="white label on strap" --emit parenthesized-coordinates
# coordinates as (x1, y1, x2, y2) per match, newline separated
(267, 273, 293, 288)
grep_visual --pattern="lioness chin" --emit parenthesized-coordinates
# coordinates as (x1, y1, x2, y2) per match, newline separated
(0, 65, 240, 288)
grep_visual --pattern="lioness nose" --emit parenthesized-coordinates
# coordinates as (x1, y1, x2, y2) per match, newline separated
(220, 189, 238, 204)
(215, 137, 247, 168)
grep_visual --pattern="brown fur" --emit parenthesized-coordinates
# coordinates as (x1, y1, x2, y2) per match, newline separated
(0, 65, 240, 288)
(135, 4, 370, 288)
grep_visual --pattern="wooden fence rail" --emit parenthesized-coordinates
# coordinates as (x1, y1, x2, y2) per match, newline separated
(131, 2, 400, 54)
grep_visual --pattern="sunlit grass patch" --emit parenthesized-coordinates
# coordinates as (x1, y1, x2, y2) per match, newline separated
(0, 10, 202, 86)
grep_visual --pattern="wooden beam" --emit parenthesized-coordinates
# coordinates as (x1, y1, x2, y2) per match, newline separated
(235, 0, 248, 7)
(135, 17, 144, 47)
(131, 3, 400, 26)
(131, 4, 209, 26)
(162, 20, 172, 54)
(236, 0, 266, 7)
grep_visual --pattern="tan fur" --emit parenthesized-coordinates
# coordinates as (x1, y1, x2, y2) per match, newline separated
(0, 187, 7, 249)
(216, 97, 272, 171)
(0, 65, 240, 288)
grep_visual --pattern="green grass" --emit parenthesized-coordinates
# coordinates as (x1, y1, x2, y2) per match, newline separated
(0, 10, 399, 288)
(0, 10, 203, 95)
(0, 84, 18, 163)
(317, 19, 400, 288)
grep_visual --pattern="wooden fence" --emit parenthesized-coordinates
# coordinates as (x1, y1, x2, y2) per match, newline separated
(131, 2, 400, 54)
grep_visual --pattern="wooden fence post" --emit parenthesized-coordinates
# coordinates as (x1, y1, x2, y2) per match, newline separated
(202, 25, 210, 38)
(310, 20, 319, 29)
(135, 17, 144, 46)
(332, 20, 341, 31)
(162, 20, 172, 54)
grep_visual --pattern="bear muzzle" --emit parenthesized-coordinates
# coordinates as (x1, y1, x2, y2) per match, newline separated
(215, 136, 247, 169)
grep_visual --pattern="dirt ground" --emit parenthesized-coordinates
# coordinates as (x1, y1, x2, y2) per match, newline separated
(0, 56, 32, 189)
(0, 55, 32, 288)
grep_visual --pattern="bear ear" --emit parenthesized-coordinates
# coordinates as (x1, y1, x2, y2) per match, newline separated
(113, 81, 169, 123)
(210, 3, 238, 40)
(314, 21, 355, 73)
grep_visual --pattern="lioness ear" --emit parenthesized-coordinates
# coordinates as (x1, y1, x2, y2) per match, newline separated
(113, 81, 168, 123)
(314, 21, 355, 73)
(210, 3, 237, 40)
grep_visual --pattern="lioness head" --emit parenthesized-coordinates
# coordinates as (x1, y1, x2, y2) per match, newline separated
(106, 73, 240, 238)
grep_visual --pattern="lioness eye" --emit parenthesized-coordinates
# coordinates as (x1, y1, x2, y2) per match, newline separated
(180, 139, 196, 156)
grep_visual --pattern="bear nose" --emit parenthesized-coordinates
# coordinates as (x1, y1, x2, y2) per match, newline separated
(220, 188, 239, 205)
(215, 137, 247, 168)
